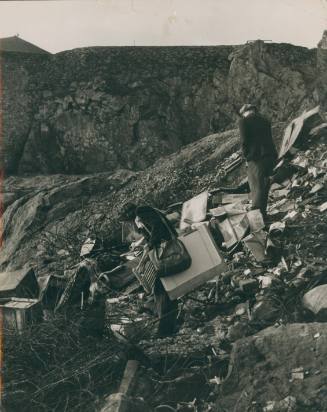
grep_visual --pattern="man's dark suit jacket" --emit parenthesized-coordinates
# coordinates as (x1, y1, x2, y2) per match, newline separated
(239, 113, 278, 162)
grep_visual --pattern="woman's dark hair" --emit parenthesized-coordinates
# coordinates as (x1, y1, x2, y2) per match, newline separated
(119, 202, 137, 221)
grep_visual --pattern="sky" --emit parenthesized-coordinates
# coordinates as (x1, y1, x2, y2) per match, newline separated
(0, 0, 326, 53)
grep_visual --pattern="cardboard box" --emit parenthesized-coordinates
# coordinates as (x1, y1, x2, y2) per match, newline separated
(161, 223, 227, 300)
(0, 298, 42, 334)
(180, 191, 208, 229)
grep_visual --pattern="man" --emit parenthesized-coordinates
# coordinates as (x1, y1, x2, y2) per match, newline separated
(238, 104, 278, 217)
(120, 202, 178, 337)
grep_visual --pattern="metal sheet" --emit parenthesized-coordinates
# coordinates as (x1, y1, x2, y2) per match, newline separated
(279, 106, 320, 159)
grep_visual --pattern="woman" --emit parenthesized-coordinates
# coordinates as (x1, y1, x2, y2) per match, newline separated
(120, 202, 179, 336)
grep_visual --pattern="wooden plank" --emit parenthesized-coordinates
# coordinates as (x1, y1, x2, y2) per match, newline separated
(119, 360, 140, 395)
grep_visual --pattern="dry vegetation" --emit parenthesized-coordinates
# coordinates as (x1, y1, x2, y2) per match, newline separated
(3, 312, 124, 412)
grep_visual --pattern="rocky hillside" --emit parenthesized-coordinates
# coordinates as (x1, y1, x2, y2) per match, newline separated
(0, 118, 284, 274)
(1, 127, 246, 273)
(4, 108, 327, 412)
(3, 33, 327, 412)
(1, 38, 323, 174)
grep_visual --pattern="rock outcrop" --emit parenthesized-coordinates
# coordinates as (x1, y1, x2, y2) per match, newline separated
(317, 30, 327, 112)
(1, 127, 244, 272)
(219, 323, 327, 411)
(0, 119, 285, 273)
(1, 170, 137, 272)
(1, 39, 322, 175)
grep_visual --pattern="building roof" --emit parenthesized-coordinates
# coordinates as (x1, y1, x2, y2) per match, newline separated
(0, 36, 50, 54)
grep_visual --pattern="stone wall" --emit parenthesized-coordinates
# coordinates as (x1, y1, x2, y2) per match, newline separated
(0, 41, 321, 175)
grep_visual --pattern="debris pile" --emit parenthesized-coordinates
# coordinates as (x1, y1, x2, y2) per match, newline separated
(4, 106, 327, 411)
(95, 107, 327, 410)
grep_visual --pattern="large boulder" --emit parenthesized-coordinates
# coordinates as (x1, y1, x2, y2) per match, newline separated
(1, 170, 136, 273)
(228, 41, 316, 122)
(217, 323, 327, 411)
(317, 30, 327, 111)
(303, 285, 327, 320)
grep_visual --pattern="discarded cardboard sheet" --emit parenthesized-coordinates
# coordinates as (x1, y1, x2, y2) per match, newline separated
(210, 203, 247, 218)
(211, 207, 262, 246)
(269, 199, 295, 215)
(309, 183, 324, 194)
(318, 202, 327, 212)
(309, 123, 327, 137)
(270, 183, 283, 192)
(191, 221, 210, 229)
(209, 206, 227, 218)
(258, 275, 273, 289)
(280, 201, 296, 213)
(291, 367, 305, 380)
(217, 218, 238, 248)
(282, 210, 299, 221)
(271, 189, 290, 199)
(292, 156, 309, 169)
(279, 118, 304, 159)
(243, 230, 267, 262)
(247, 209, 265, 232)
(269, 221, 286, 234)
(279, 106, 321, 159)
(80, 238, 96, 257)
(221, 193, 249, 205)
(229, 213, 250, 241)
(224, 203, 248, 215)
(180, 191, 208, 229)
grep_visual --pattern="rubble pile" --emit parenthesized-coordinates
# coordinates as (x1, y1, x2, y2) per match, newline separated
(3, 107, 327, 411)
(96, 108, 327, 410)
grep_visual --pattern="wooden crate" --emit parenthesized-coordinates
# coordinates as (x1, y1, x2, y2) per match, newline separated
(0, 298, 42, 333)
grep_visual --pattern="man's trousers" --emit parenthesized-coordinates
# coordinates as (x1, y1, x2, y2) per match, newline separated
(247, 156, 275, 215)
